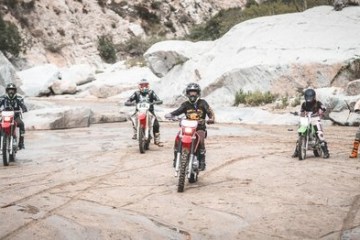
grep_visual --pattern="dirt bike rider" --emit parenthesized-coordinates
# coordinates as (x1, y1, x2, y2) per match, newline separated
(165, 82, 215, 171)
(292, 88, 330, 159)
(125, 79, 163, 146)
(349, 99, 360, 158)
(0, 83, 28, 149)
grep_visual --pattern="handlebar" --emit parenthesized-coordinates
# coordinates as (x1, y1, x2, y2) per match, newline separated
(164, 114, 214, 125)
(124, 100, 163, 107)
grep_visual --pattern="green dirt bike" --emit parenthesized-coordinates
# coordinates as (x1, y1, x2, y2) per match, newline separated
(296, 112, 323, 160)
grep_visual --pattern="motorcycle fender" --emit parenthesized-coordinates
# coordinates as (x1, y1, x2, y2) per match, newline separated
(2, 126, 11, 135)
(297, 126, 307, 133)
(2, 122, 11, 129)
(138, 113, 146, 128)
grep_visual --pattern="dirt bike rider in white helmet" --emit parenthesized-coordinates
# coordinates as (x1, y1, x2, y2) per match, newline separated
(125, 79, 163, 146)
(292, 88, 330, 159)
(165, 82, 215, 171)
(349, 99, 360, 158)
(0, 83, 28, 149)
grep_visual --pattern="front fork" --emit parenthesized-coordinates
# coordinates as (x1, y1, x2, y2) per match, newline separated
(136, 112, 154, 141)
(0, 126, 15, 154)
(174, 136, 197, 177)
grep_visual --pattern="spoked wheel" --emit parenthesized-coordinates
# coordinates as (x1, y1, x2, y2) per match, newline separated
(2, 135, 10, 166)
(177, 150, 189, 192)
(138, 128, 146, 154)
(298, 135, 307, 161)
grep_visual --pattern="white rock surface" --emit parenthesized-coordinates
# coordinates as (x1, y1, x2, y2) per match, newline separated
(146, 6, 360, 108)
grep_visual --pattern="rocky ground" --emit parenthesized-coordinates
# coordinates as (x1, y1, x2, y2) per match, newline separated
(0, 100, 360, 239)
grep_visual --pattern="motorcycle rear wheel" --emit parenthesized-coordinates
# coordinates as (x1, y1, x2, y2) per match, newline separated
(177, 150, 188, 192)
(298, 135, 307, 161)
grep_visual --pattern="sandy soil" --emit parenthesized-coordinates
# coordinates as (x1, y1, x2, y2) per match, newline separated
(0, 115, 360, 239)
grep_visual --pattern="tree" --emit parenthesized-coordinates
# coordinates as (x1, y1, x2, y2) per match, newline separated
(0, 14, 25, 57)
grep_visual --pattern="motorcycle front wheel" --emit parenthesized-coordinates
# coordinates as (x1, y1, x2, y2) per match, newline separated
(298, 135, 307, 160)
(178, 150, 189, 192)
(138, 128, 146, 154)
(2, 134, 10, 166)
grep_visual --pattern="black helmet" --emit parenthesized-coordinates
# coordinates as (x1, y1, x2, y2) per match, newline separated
(186, 82, 201, 103)
(304, 88, 316, 102)
(6, 83, 17, 99)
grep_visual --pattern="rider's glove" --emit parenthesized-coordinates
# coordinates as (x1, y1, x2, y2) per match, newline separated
(164, 113, 174, 119)
(124, 101, 133, 106)
(206, 119, 215, 124)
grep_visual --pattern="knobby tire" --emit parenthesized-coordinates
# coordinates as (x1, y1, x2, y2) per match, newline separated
(177, 150, 188, 192)
(2, 134, 9, 166)
(139, 128, 145, 154)
(298, 135, 307, 160)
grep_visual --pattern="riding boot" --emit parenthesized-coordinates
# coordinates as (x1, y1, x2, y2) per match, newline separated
(154, 133, 163, 147)
(291, 141, 299, 158)
(132, 127, 137, 140)
(18, 136, 25, 150)
(173, 150, 177, 168)
(349, 140, 359, 158)
(199, 149, 206, 171)
(321, 141, 330, 159)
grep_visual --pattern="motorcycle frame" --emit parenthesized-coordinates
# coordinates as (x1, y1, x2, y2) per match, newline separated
(174, 120, 200, 178)
(297, 113, 321, 154)
(136, 107, 155, 142)
(0, 111, 18, 155)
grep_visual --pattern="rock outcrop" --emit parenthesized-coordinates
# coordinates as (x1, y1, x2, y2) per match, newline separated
(145, 6, 360, 108)
(0, 0, 245, 68)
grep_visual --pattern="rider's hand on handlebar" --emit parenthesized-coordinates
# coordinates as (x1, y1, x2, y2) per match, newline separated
(164, 113, 175, 120)
(124, 101, 134, 106)
(206, 119, 215, 125)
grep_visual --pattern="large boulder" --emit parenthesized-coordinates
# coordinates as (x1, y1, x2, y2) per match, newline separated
(17, 64, 61, 97)
(145, 6, 360, 107)
(0, 52, 22, 94)
(24, 107, 92, 130)
(346, 79, 360, 96)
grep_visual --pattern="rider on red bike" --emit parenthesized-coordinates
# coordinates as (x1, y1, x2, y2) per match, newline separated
(165, 83, 215, 170)
(0, 83, 28, 149)
(125, 79, 163, 146)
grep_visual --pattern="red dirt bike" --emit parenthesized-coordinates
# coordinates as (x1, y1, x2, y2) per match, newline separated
(166, 115, 203, 192)
(0, 108, 21, 166)
(125, 100, 162, 153)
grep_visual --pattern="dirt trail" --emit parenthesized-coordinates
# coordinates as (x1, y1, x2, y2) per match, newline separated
(0, 120, 359, 240)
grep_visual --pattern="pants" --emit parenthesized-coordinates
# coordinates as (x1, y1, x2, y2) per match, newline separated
(354, 126, 360, 140)
(311, 117, 326, 142)
(15, 116, 25, 135)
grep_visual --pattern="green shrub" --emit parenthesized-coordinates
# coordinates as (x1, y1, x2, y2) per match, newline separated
(135, 4, 160, 23)
(0, 14, 25, 57)
(234, 89, 277, 106)
(97, 35, 117, 63)
(150, 1, 162, 10)
(117, 36, 164, 57)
